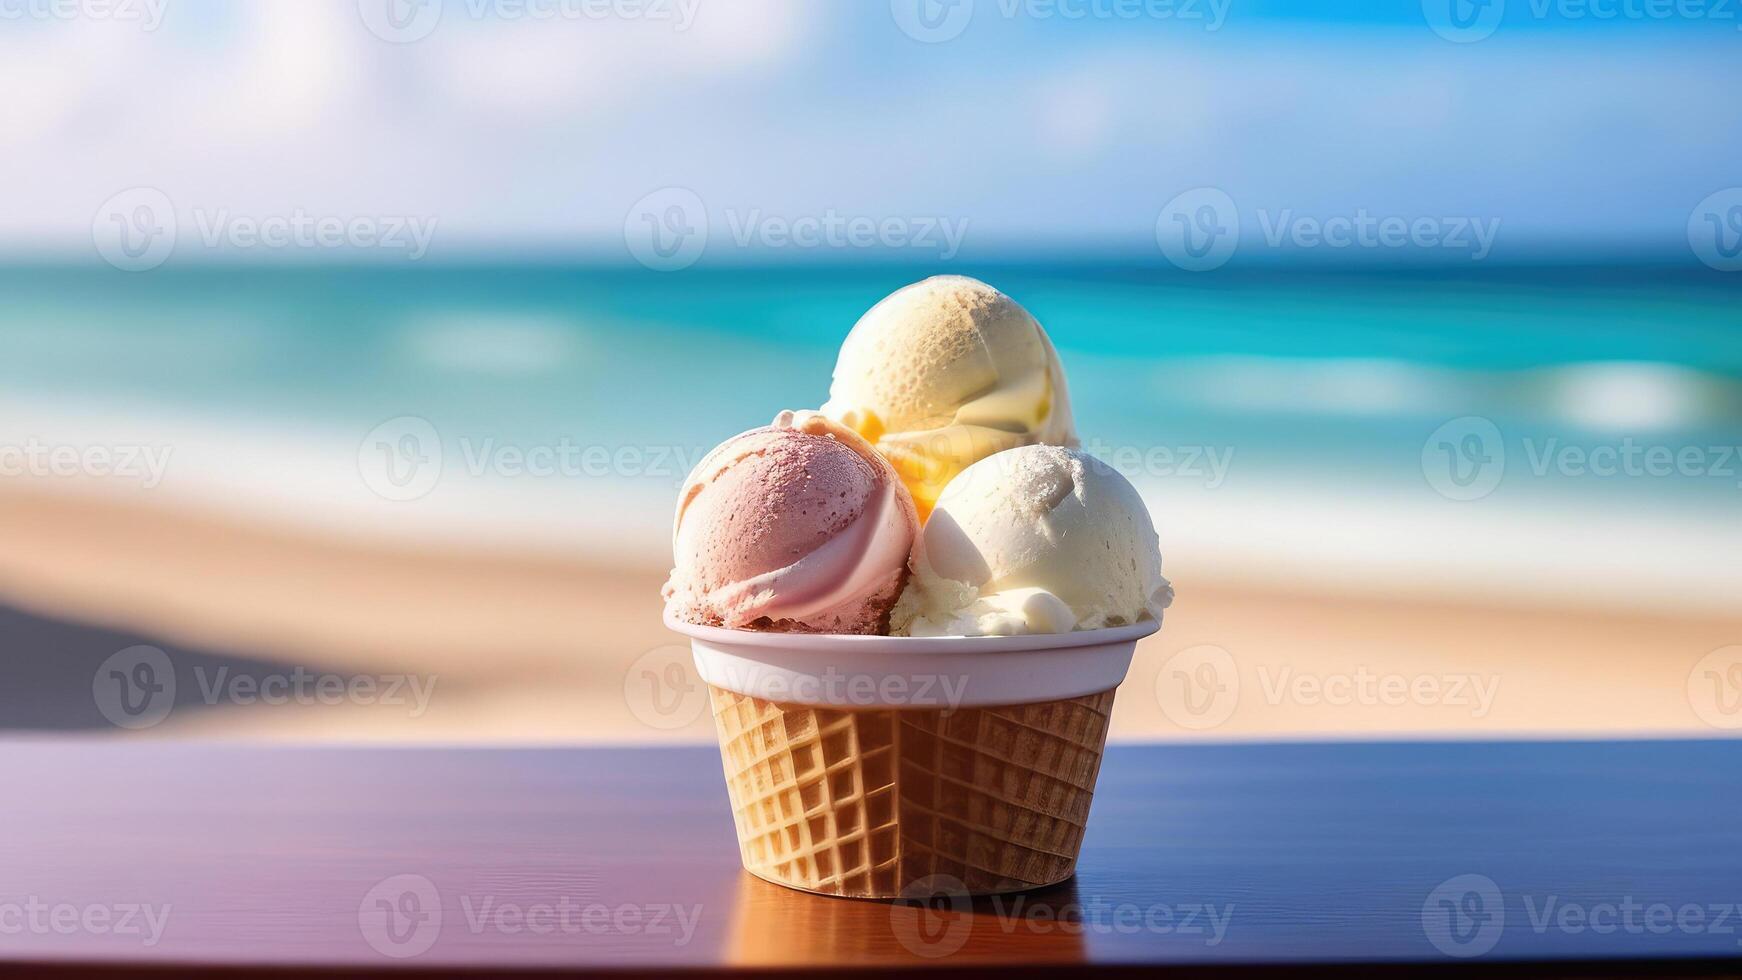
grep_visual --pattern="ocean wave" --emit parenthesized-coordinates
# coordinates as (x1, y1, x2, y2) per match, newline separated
(0, 396, 1734, 617)
(1148, 355, 1742, 429)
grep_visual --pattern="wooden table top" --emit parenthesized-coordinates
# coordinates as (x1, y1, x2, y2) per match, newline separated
(2, 739, 1739, 976)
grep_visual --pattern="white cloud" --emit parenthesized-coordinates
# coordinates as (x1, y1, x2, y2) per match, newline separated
(189, 3, 360, 139)
(417, 0, 811, 121)
(0, 7, 1736, 255)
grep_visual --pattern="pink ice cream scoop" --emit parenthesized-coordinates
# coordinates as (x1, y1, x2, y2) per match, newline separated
(663, 410, 919, 634)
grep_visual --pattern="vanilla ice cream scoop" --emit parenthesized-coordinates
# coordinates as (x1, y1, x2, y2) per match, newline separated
(892, 445, 1172, 637)
(821, 276, 1076, 521)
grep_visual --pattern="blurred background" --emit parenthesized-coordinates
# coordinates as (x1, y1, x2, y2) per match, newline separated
(1, 0, 1738, 742)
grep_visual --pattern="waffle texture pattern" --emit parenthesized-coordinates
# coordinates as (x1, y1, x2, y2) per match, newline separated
(709, 685, 1115, 897)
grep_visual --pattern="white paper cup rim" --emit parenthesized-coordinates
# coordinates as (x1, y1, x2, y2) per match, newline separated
(664, 610, 1160, 708)
(663, 612, 1159, 650)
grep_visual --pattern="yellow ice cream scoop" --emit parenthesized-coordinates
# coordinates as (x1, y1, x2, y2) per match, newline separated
(820, 275, 1077, 520)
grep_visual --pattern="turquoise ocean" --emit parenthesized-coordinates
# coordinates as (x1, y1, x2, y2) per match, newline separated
(1, 263, 1737, 611)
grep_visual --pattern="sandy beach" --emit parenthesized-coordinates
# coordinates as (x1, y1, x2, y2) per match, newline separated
(1, 483, 1734, 743)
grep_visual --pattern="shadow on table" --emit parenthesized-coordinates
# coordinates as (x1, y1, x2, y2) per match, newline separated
(0, 601, 357, 732)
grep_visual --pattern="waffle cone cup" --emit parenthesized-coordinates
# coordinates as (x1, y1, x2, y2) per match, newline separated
(709, 685, 1116, 898)
(666, 612, 1158, 899)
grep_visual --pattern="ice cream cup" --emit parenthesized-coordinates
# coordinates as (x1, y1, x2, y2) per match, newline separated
(663, 610, 1161, 899)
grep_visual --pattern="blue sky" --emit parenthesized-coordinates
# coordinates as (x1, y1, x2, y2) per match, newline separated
(2, 0, 1738, 263)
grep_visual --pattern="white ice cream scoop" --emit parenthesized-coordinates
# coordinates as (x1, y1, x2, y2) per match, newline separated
(893, 444, 1173, 637)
